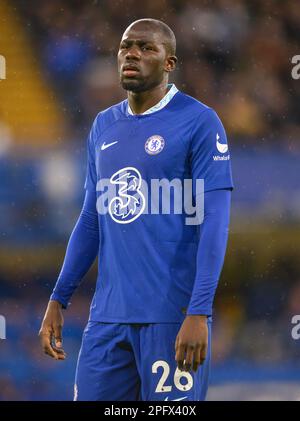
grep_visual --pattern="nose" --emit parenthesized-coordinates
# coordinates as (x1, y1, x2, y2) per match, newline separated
(125, 45, 141, 60)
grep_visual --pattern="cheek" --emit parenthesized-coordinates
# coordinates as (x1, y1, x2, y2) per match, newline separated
(146, 60, 164, 74)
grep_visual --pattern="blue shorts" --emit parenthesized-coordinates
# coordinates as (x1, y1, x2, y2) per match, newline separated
(74, 319, 212, 401)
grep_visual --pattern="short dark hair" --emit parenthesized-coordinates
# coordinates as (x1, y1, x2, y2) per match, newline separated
(128, 18, 176, 55)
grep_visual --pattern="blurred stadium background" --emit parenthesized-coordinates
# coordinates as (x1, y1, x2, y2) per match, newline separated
(0, 0, 300, 400)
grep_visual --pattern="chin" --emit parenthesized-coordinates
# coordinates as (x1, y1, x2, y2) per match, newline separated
(121, 79, 147, 93)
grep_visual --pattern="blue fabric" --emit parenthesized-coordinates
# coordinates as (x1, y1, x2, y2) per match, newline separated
(50, 190, 99, 308)
(51, 89, 233, 322)
(187, 189, 231, 315)
(74, 319, 212, 401)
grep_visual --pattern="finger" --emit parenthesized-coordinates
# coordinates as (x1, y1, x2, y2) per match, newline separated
(53, 349, 66, 360)
(192, 347, 201, 372)
(200, 343, 208, 365)
(52, 344, 66, 354)
(52, 345, 67, 358)
(175, 342, 186, 371)
(39, 330, 65, 360)
(39, 331, 59, 359)
(53, 324, 63, 348)
(46, 342, 66, 360)
(184, 344, 195, 372)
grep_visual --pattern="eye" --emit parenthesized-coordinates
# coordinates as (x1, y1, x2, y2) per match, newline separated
(142, 46, 153, 51)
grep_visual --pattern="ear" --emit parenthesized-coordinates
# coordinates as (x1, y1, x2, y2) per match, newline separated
(165, 55, 177, 73)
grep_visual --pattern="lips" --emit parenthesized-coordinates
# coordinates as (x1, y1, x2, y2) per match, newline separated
(122, 64, 140, 77)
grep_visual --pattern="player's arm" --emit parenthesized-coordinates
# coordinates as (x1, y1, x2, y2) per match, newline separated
(175, 108, 233, 372)
(175, 188, 231, 372)
(39, 114, 100, 360)
(39, 189, 99, 359)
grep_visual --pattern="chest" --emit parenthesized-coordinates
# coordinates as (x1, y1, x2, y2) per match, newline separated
(95, 117, 191, 180)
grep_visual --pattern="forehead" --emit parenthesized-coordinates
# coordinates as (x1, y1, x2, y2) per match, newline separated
(121, 26, 163, 45)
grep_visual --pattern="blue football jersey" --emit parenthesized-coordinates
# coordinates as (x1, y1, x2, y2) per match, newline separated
(84, 85, 233, 323)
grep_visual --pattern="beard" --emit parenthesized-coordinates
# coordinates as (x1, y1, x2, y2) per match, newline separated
(120, 77, 148, 93)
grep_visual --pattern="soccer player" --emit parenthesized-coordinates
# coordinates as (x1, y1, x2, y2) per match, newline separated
(39, 18, 233, 401)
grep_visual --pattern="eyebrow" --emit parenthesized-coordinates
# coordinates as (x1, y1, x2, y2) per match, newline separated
(120, 39, 157, 46)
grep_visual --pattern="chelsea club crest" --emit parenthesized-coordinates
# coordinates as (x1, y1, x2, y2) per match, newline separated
(145, 135, 165, 155)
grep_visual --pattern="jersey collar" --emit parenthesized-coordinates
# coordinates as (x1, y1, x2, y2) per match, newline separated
(127, 84, 178, 116)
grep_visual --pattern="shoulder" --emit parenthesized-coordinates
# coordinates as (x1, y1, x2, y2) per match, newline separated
(173, 91, 221, 126)
(175, 91, 211, 114)
(175, 93, 227, 149)
(92, 99, 128, 133)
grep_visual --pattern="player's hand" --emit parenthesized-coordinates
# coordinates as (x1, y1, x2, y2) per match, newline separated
(175, 315, 208, 373)
(38, 300, 66, 360)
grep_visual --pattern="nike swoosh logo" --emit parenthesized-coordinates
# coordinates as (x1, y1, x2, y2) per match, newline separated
(164, 396, 188, 401)
(101, 141, 118, 150)
(216, 133, 228, 154)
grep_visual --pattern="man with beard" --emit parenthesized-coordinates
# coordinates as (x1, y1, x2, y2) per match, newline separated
(39, 18, 233, 401)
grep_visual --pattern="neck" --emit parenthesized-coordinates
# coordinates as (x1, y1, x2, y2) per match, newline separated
(127, 80, 169, 115)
